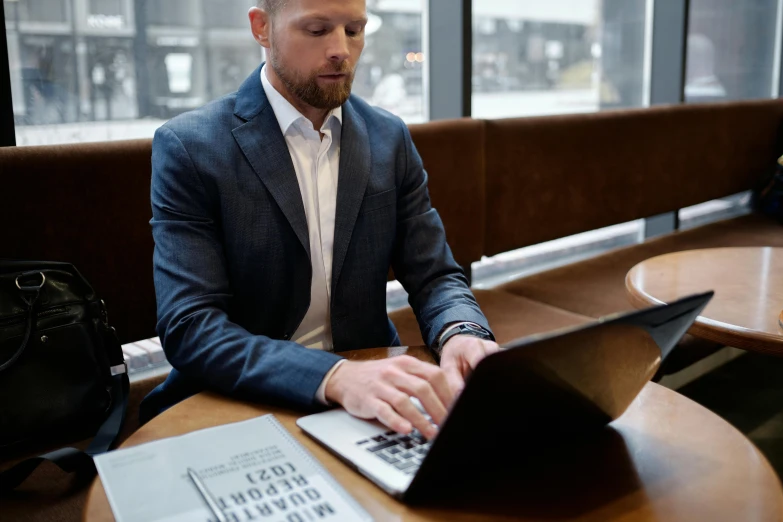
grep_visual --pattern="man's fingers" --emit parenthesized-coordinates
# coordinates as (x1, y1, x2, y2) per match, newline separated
(467, 341, 500, 369)
(374, 401, 412, 435)
(484, 342, 501, 354)
(382, 389, 437, 439)
(396, 359, 454, 418)
(467, 349, 485, 370)
(442, 362, 465, 399)
(390, 372, 448, 426)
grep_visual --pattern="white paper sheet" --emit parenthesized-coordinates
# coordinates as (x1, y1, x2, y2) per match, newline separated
(94, 414, 372, 522)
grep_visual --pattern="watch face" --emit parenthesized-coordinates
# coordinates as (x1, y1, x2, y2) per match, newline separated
(460, 324, 490, 339)
(440, 324, 492, 351)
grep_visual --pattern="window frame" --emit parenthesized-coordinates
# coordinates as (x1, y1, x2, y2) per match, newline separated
(3, 0, 783, 282)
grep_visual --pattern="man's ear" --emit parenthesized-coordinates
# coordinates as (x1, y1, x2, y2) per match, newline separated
(249, 7, 272, 49)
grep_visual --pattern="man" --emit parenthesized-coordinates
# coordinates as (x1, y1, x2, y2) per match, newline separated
(140, 0, 498, 439)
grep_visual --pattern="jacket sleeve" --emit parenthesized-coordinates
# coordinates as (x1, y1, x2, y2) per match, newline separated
(390, 121, 493, 348)
(151, 125, 341, 407)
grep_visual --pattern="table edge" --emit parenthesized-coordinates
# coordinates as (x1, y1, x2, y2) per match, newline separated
(625, 266, 783, 355)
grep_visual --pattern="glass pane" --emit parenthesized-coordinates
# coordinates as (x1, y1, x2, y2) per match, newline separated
(472, 219, 644, 289)
(10, 34, 80, 126)
(89, 0, 123, 16)
(679, 192, 752, 230)
(353, 0, 427, 123)
(4, 0, 427, 145)
(146, 0, 198, 27)
(7, 0, 69, 23)
(202, 0, 252, 29)
(685, 0, 779, 103)
(472, 0, 649, 119)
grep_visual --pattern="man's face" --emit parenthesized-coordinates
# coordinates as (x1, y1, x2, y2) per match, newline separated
(266, 0, 367, 110)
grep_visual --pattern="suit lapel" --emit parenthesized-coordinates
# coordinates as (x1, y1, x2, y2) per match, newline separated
(231, 65, 310, 258)
(331, 98, 372, 293)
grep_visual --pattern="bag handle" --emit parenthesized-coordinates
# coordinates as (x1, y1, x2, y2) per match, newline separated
(0, 272, 45, 373)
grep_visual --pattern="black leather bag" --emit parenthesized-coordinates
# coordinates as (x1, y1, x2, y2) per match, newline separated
(0, 261, 128, 490)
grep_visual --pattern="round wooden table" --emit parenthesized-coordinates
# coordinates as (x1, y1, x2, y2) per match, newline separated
(626, 247, 783, 355)
(84, 347, 783, 521)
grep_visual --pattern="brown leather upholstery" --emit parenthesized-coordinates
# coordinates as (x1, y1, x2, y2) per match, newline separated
(498, 213, 783, 318)
(0, 140, 156, 345)
(409, 118, 486, 266)
(389, 289, 591, 347)
(484, 100, 783, 256)
(496, 212, 782, 375)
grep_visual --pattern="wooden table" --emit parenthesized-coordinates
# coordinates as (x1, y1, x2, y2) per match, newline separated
(626, 247, 783, 355)
(84, 347, 783, 521)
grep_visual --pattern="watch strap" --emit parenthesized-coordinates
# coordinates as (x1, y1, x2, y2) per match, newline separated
(434, 322, 494, 360)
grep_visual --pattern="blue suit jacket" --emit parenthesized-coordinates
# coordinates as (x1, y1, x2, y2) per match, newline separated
(140, 65, 491, 422)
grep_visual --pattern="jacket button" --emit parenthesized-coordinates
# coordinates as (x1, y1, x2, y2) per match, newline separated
(283, 333, 291, 340)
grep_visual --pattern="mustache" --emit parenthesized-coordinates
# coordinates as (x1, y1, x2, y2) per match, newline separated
(317, 62, 352, 75)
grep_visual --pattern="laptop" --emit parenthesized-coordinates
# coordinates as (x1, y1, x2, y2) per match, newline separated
(297, 292, 713, 503)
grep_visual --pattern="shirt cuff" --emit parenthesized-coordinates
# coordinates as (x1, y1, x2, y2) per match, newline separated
(316, 359, 346, 405)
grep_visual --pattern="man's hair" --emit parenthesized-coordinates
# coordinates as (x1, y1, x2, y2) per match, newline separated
(257, 0, 285, 16)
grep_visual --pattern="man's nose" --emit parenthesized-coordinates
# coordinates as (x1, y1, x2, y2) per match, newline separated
(327, 29, 351, 62)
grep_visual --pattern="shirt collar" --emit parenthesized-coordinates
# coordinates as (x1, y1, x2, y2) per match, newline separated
(260, 64, 343, 135)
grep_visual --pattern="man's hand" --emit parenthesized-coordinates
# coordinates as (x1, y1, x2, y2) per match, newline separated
(440, 335, 500, 396)
(325, 356, 453, 439)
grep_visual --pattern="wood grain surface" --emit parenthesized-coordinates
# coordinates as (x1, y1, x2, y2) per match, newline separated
(626, 247, 783, 355)
(84, 346, 783, 521)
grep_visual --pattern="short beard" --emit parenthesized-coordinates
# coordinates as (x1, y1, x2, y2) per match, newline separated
(270, 54, 354, 110)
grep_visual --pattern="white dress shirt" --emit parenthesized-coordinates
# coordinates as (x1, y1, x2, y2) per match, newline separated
(260, 68, 481, 404)
(260, 66, 345, 403)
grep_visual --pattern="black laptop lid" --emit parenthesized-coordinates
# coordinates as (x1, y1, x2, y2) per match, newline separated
(405, 292, 713, 501)
(501, 291, 714, 359)
(487, 291, 713, 423)
(406, 292, 713, 502)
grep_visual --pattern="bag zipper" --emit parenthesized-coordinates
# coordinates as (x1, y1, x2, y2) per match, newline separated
(38, 307, 68, 318)
(0, 307, 70, 327)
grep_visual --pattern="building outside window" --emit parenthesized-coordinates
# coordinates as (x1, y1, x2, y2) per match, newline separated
(679, 0, 778, 227)
(685, 0, 780, 103)
(89, 0, 123, 17)
(12, 0, 68, 23)
(354, 0, 425, 123)
(456, 0, 650, 301)
(3, 0, 428, 145)
(471, 0, 648, 119)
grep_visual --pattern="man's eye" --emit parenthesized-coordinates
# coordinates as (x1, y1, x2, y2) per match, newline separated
(308, 29, 325, 36)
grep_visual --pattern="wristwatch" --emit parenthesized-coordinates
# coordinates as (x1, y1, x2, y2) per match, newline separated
(435, 322, 494, 359)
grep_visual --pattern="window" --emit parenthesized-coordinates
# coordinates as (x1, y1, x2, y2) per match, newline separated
(89, 0, 123, 17)
(679, 192, 753, 230)
(472, 0, 649, 119)
(5, 0, 69, 24)
(352, 0, 427, 123)
(685, 0, 780, 103)
(682, 1, 778, 229)
(202, 0, 251, 29)
(3, 0, 427, 145)
(386, 218, 645, 312)
(146, 0, 198, 27)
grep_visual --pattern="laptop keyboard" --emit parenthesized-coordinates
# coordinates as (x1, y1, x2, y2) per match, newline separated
(356, 430, 432, 475)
